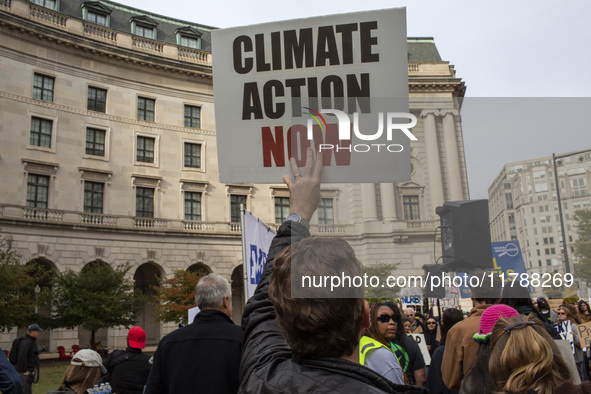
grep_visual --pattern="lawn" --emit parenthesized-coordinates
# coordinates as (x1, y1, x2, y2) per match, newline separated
(33, 359, 69, 394)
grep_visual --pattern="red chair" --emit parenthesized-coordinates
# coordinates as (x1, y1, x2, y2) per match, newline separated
(57, 346, 72, 361)
(72, 344, 80, 354)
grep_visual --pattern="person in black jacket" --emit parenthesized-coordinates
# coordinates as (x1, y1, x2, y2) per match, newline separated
(103, 326, 151, 394)
(239, 148, 426, 394)
(15, 324, 43, 394)
(144, 273, 243, 394)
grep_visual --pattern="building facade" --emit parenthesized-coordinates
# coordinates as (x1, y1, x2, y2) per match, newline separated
(0, 0, 467, 351)
(488, 151, 591, 295)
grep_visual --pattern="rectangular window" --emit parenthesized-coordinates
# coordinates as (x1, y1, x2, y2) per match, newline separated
(135, 187, 154, 218)
(86, 11, 107, 26)
(84, 181, 104, 213)
(184, 142, 201, 168)
(87, 87, 107, 112)
(318, 198, 334, 225)
(180, 36, 199, 48)
(33, 73, 54, 102)
(135, 25, 154, 39)
(30, 117, 52, 148)
(230, 195, 247, 223)
(571, 177, 587, 197)
(184, 192, 202, 221)
(136, 136, 155, 163)
(137, 97, 155, 121)
(403, 196, 420, 220)
(27, 174, 49, 208)
(85, 127, 106, 156)
(184, 105, 201, 128)
(31, 0, 57, 9)
(275, 197, 290, 224)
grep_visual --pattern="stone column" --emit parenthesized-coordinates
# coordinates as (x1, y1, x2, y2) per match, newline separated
(361, 184, 378, 221)
(380, 183, 397, 220)
(441, 109, 463, 201)
(420, 110, 444, 209)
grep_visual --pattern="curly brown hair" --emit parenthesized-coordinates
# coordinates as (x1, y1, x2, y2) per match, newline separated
(269, 237, 365, 361)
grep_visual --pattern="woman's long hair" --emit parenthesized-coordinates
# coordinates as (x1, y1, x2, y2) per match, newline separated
(559, 304, 579, 325)
(58, 365, 101, 393)
(365, 302, 396, 348)
(489, 315, 572, 394)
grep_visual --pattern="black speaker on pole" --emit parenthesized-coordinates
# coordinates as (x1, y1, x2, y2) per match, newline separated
(422, 264, 446, 298)
(435, 199, 493, 271)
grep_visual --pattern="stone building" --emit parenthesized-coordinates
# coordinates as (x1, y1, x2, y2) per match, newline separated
(0, 0, 467, 351)
(488, 150, 591, 296)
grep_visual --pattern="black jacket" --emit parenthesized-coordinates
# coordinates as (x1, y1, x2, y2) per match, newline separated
(239, 221, 427, 393)
(144, 309, 243, 394)
(103, 347, 151, 394)
(15, 335, 37, 373)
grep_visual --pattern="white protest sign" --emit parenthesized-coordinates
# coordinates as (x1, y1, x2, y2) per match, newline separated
(408, 333, 431, 366)
(212, 9, 410, 183)
(188, 306, 200, 324)
(243, 210, 276, 298)
(554, 320, 574, 354)
(401, 295, 423, 306)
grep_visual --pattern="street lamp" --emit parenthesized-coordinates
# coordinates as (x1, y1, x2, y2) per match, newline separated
(34, 284, 40, 315)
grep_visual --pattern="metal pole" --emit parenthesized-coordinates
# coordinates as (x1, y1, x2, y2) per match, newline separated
(553, 153, 570, 274)
(240, 204, 250, 304)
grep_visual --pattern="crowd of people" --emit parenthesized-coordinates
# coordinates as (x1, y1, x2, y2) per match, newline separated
(2, 149, 591, 393)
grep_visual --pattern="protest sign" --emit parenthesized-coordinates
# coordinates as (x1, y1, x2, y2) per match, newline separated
(408, 333, 431, 366)
(548, 299, 563, 312)
(212, 9, 410, 183)
(577, 321, 591, 349)
(459, 241, 527, 299)
(554, 320, 574, 354)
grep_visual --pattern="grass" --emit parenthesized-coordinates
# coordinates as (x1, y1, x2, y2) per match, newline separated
(33, 359, 69, 394)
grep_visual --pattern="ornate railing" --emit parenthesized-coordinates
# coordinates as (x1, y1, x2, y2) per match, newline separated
(23, 207, 63, 222)
(132, 36, 163, 53)
(1, 0, 11, 9)
(178, 47, 209, 64)
(80, 213, 118, 226)
(408, 64, 420, 73)
(134, 217, 167, 229)
(29, 4, 67, 28)
(406, 219, 439, 229)
(83, 23, 117, 42)
(182, 220, 215, 231)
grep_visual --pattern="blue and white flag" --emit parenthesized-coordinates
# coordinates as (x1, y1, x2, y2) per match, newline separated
(243, 210, 276, 299)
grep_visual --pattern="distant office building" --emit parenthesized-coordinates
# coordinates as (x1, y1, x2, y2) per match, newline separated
(0, 0, 467, 350)
(488, 151, 591, 290)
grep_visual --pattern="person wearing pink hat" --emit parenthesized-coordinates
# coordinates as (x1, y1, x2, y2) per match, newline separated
(459, 304, 520, 394)
(103, 326, 151, 394)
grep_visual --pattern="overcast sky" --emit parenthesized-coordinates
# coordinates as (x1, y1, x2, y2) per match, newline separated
(121, 0, 591, 199)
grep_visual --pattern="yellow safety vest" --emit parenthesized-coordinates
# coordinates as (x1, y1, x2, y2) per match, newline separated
(359, 335, 390, 366)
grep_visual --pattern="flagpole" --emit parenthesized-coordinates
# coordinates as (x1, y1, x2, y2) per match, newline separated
(240, 204, 250, 304)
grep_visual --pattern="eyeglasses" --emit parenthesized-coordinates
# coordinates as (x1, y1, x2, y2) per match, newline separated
(377, 314, 399, 323)
(557, 312, 566, 315)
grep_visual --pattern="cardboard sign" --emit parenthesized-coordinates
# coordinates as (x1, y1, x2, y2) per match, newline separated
(577, 321, 591, 349)
(548, 299, 563, 312)
(212, 9, 410, 183)
(408, 333, 431, 366)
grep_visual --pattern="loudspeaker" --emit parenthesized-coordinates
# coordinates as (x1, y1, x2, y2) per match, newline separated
(435, 199, 493, 271)
(422, 264, 446, 298)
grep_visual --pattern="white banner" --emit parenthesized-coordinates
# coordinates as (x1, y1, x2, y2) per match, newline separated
(243, 210, 276, 298)
(212, 8, 410, 183)
(408, 333, 431, 366)
(554, 320, 574, 354)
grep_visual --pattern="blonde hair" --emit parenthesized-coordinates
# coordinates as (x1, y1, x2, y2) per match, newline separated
(489, 315, 571, 394)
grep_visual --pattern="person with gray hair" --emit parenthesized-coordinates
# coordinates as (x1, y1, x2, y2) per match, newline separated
(145, 273, 243, 394)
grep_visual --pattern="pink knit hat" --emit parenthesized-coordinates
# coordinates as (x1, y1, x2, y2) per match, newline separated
(473, 304, 519, 343)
